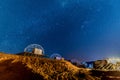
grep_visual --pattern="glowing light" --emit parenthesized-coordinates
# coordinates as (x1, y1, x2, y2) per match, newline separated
(106, 57, 120, 64)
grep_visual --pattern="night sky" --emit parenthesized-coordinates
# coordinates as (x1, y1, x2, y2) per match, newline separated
(0, 0, 120, 61)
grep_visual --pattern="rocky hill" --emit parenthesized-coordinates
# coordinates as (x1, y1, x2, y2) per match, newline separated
(0, 53, 98, 80)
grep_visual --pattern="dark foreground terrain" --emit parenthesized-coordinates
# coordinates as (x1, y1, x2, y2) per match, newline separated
(91, 70, 120, 80)
(0, 53, 119, 80)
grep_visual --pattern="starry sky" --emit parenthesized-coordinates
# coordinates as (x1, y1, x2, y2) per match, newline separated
(0, 0, 120, 61)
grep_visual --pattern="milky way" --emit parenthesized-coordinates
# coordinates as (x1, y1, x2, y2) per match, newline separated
(0, 0, 120, 61)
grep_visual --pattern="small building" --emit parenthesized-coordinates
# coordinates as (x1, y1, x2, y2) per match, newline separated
(32, 48, 43, 55)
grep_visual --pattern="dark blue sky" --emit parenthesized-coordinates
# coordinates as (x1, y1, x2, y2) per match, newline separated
(0, 0, 120, 61)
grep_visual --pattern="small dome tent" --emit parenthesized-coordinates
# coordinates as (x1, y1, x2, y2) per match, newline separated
(24, 44, 44, 56)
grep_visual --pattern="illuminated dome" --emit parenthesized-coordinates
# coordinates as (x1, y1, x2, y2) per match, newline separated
(50, 53, 62, 59)
(24, 44, 44, 55)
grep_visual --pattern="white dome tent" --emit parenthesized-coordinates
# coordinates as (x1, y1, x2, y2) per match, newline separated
(24, 44, 44, 56)
(50, 53, 63, 60)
